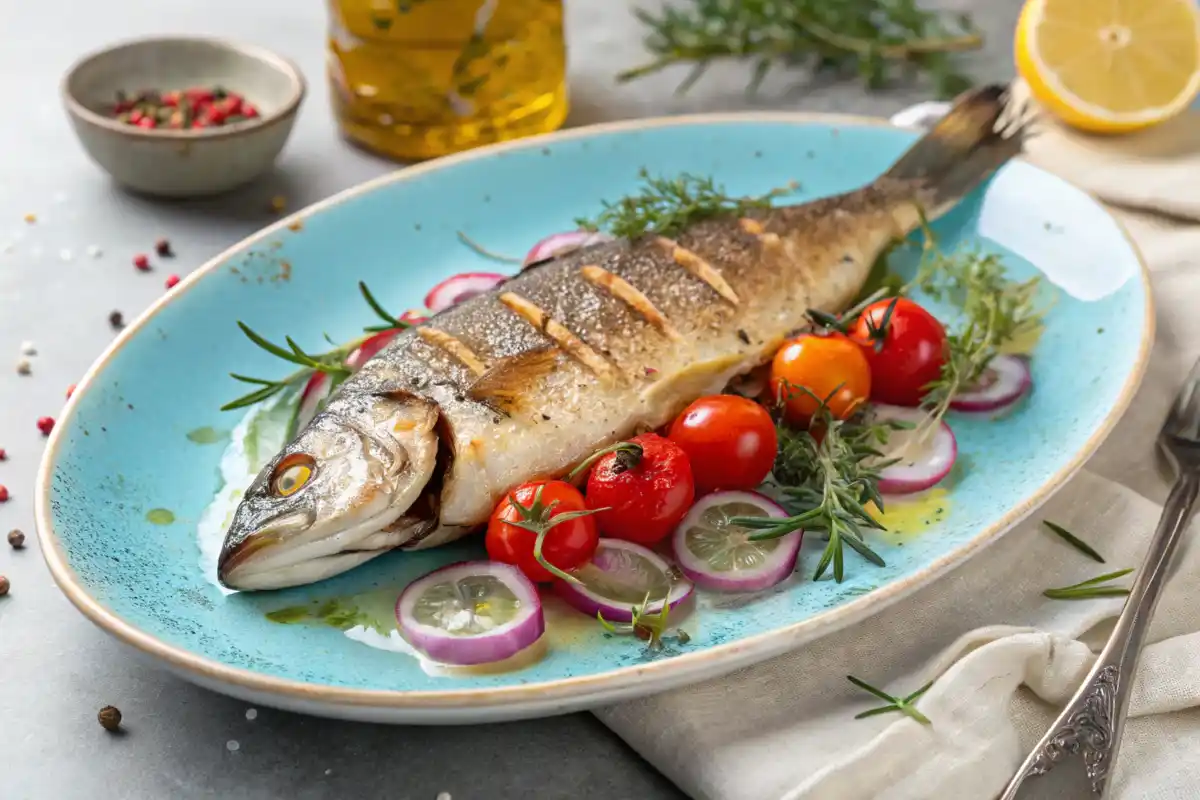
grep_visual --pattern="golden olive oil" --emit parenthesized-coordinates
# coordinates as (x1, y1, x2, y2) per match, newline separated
(327, 0, 568, 161)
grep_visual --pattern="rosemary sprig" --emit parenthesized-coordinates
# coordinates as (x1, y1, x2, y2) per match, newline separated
(847, 675, 933, 724)
(1043, 569, 1133, 601)
(221, 282, 408, 412)
(619, 0, 981, 99)
(456, 231, 521, 264)
(598, 591, 690, 651)
(730, 385, 908, 582)
(576, 168, 797, 240)
(1043, 520, 1105, 564)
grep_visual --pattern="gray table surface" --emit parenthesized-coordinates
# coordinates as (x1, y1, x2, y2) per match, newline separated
(0, 1, 1020, 797)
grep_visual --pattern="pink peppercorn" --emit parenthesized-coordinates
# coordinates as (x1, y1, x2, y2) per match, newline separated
(0, 448, 6, 460)
(165, 274, 180, 290)
(37, 416, 55, 436)
(66, 384, 77, 399)
(133, 254, 151, 271)
(0, 486, 8, 503)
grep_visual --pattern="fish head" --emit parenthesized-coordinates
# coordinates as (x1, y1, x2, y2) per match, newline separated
(217, 393, 441, 591)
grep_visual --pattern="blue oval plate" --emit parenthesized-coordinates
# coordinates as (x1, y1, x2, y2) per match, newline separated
(36, 113, 1151, 724)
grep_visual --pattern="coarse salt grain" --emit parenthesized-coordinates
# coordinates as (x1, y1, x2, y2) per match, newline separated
(245, 708, 258, 721)
(436, 793, 452, 800)
(87, 245, 103, 258)
(59, 248, 72, 262)
(19, 341, 36, 356)
(226, 740, 240, 752)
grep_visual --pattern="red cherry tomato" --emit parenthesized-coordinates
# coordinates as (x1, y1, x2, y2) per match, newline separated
(486, 480, 599, 583)
(850, 298, 947, 407)
(583, 433, 695, 545)
(667, 395, 777, 495)
(768, 332, 871, 426)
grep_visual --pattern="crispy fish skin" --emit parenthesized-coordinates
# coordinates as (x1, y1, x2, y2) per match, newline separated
(218, 84, 1026, 590)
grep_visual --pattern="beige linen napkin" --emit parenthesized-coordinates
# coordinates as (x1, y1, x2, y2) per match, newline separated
(594, 104, 1200, 799)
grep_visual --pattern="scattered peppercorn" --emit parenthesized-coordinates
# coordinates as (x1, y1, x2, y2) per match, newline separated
(110, 87, 258, 130)
(23, 213, 36, 224)
(270, 195, 287, 213)
(133, 254, 150, 271)
(7, 530, 24, 548)
(165, 274, 180, 290)
(66, 384, 77, 399)
(16, 358, 31, 376)
(97, 705, 122, 731)
(155, 238, 173, 257)
(108, 310, 125, 330)
(0, 486, 9, 503)
(0, 575, 8, 596)
(0, 449, 6, 460)
(37, 416, 55, 436)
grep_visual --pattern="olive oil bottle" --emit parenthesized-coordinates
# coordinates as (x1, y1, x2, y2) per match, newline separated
(327, 0, 569, 161)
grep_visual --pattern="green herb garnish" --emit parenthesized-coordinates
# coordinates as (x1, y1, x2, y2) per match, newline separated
(1043, 569, 1133, 601)
(221, 282, 410, 412)
(730, 385, 909, 583)
(265, 599, 385, 632)
(598, 591, 690, 651)
(847, 675, 933, 724)
(1043, 520, 1105, 564)
(456, 230, 520, 265)
(576, 168, 797, 240)
(619, 0, 981, 99)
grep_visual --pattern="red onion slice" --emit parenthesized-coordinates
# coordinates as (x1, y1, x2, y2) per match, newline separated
(523, 230, 614, 266)
(671, 491, 801, 592)
(870, 404, 958, 495)
(554, 539, 694, 622)
(424, 272, 507, 313)
(949, 354, 1032, 412)
(396, 561, 545, 666)
(345, 328, 402, 369)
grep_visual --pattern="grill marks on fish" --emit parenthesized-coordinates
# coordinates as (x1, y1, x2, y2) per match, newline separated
(579, 264, 682, 342)
(415, 327, 487, 376)
(653, 237, 741, 306)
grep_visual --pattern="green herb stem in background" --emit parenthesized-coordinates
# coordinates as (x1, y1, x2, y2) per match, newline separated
(576, 168, 797, 240)
(1043, 568, 1134, 601)
(1042, 520, 1106, 564)
(618, 0, 981, 99)
(847, 675, 933, 724)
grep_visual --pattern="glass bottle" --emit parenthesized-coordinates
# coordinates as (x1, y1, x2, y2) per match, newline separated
(327, 0, 569, 161)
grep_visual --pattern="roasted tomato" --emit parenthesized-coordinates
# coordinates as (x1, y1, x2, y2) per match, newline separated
(486, 480, 599, 583)
(667, 395, 778, 495)
(582, 433, 695, 545)
(850, 297, 947, 407)
(768, 332, 871, 426)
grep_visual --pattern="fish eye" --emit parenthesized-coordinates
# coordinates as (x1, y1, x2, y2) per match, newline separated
(273, 454, 315, 497)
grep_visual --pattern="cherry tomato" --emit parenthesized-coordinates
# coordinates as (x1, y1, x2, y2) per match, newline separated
(667, 395, 777, 495)
(486, 480, 599, 583)
(584, 433, 695, 545)
(850, 298, 947, 407)
(768, 332, 871, 426)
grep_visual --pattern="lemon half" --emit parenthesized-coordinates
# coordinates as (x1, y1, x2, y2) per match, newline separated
(1015, 0, 1200, 133)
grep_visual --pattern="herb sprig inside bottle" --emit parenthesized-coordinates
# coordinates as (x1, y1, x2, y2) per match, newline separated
(576, 168, 798, 240)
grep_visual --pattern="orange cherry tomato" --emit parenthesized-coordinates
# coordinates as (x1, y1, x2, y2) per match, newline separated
(768, 332, 871, 426)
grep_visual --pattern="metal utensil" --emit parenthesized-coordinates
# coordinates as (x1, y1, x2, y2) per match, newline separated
(998, 357, 1200, 799)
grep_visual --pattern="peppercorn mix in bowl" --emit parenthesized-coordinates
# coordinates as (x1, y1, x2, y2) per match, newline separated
(62, 36, 305, 198)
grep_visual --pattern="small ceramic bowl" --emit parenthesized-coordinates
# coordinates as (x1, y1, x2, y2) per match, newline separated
(62, 36, 306, 198)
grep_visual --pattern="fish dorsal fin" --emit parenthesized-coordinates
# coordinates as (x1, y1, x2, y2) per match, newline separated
(467, 347, 561, 412)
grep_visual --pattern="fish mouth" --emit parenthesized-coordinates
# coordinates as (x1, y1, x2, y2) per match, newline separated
(217, 510, 429, 592)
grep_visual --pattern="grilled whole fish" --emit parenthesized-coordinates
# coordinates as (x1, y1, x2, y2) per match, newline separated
(218, 85, 1025, 591)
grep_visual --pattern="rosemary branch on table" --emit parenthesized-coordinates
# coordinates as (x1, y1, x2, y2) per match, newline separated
(847, 675, 933, 724)
(618, 0, 981, 99)
(576, 168, 797, 240)
(1042, 520, 1106, 564)
(730, 386, 910, 583)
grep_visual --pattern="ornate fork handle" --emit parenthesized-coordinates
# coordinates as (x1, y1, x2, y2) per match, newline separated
(998, 472, 1200, 799)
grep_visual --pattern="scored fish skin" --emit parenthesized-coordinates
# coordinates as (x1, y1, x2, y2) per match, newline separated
(218, 84, 1026, 591)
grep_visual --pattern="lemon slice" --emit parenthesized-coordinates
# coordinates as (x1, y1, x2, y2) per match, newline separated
(1015, 0, 1200, 132)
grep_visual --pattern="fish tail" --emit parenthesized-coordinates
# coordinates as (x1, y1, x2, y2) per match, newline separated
(882, 84, 1029, 217)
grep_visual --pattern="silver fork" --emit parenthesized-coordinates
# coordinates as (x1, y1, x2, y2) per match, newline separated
(998, 357, 1200, 799)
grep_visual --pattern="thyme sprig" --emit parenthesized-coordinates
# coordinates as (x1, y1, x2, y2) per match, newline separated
(730, 385, 909, 583)
(619, 0, 981, 99)
(221, 282, 410, 412)
(847, 675, 933, 724)
(576, 168, 797, 240)
(1042, 520, 1105, 564)
(598, 591, 691, 651)
(1044, 569, 1133, 601)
